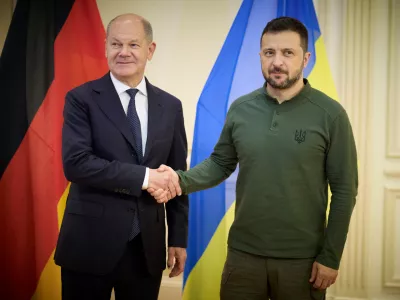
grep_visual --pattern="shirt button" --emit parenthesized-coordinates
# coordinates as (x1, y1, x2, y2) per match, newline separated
(272, 122, 277, 127)
(276, 112, 280, 115)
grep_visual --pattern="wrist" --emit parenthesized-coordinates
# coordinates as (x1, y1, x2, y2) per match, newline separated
(142, 167, 149, 190)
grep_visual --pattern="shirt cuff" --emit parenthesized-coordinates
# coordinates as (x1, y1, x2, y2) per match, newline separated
(142, 167, 149, 190)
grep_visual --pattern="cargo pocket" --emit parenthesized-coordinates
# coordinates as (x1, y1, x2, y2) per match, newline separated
(221, 264, 235, 285)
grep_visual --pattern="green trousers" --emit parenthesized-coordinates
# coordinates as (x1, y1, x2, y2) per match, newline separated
(220, 247, 326, 300)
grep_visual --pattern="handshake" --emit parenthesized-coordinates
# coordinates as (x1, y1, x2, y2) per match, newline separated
(147, 164, 182, 203)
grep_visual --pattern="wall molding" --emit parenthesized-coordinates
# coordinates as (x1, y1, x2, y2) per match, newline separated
(386, 0, 400, 158)
(327, 297, 366, 300)
(384, 169, 400, 177)
(383, 188, 400, 288)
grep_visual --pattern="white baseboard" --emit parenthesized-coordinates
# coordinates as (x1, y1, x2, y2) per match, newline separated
(161, 275, 183, 288)
(159, 275, 183, 300)
(158, 280, 400, 300)
(328, 297, 367, 300)
(327, 296, 400, 300)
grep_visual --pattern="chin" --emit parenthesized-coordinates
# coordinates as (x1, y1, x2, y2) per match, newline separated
(114, 68, 136, 78)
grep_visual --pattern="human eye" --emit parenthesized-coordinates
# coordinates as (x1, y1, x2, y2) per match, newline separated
(284, 50, 294, 56)
(264, 50, 274, 56)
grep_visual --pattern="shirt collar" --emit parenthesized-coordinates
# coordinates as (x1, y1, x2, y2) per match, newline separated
(110, 72, 147, 97)
(262, 78, 311, 104)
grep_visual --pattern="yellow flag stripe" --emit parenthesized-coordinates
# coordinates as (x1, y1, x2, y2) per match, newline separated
(31, 184, 70, 300)
(182, 202, 235, 300)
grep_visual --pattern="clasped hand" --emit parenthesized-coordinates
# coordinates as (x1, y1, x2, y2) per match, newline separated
(147, 164, 181, 203)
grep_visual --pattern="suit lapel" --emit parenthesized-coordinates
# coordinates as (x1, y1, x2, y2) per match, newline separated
(143, 79, 163, 163)
(91, 73, 138, 156)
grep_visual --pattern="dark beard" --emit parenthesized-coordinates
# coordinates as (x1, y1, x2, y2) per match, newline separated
(264, 66, 303, 90)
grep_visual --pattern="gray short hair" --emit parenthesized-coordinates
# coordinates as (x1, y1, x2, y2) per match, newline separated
(106, 14, 153, 42)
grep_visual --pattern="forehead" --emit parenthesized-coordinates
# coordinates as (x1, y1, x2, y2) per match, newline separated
(108, 18, 145, 39)
(261, 31, 302, 49)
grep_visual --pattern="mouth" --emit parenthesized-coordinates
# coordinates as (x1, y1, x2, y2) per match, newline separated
(269, 71, 287, 75)
(270, 73, 287, 78)
(116, 62, 133, 65)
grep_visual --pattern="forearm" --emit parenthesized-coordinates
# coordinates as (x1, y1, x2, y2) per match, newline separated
(62, 91, 146, 196)
(316, 192, 356, 269)
(63, 152, 146, 197)
(174, 101, 237, 194)
(317, 109, 358, 269)
(176, 156, 236, 195)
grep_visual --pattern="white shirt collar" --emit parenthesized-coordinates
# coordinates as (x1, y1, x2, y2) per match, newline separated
(109, 72, 147, 97)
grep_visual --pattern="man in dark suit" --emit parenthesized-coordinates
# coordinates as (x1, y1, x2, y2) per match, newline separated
(54, 13, 188, 300)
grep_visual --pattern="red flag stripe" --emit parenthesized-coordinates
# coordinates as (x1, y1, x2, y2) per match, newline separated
(0, 0, 108, 298)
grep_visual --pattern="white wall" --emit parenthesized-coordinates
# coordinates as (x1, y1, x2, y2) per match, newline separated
(0, 0, 13, 53)
(96, 2, 243, 298)
(96, 1, 400, 300)
(1, 1, 399, 299)
(96, 0, 243, 155)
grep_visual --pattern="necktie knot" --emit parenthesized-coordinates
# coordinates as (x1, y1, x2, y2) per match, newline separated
(126, 88, 139, 99)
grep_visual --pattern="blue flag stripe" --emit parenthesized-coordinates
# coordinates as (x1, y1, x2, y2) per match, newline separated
(183, 0, 254, 286)
(277, 0, 321, 76)
(183, 0, 324, 288)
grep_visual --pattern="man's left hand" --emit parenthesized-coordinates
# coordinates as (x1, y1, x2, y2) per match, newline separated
(167, 247, 187, 278)
(309, 261, 338, 290)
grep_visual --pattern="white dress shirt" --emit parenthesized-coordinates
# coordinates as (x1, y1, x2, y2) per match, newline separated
(110, 72, 149, 189)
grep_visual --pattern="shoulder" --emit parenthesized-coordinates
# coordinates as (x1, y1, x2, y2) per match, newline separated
(307, 87, 346, 121)
(228, 88, 264, 113)
(147, 81, 183, 111)
(67, 73, 109, 100)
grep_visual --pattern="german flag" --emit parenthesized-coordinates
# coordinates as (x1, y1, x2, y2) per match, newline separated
(0, 0, 108, 298)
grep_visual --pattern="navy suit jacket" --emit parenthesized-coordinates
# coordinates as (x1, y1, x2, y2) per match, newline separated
(54, 73, 188, 276)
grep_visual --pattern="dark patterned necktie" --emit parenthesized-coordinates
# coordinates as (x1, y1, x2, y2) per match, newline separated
(126, 88, 141, 240)
(126, 88, 143, 162)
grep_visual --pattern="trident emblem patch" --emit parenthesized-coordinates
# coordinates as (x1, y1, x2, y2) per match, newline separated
(294, 129, 307, 144)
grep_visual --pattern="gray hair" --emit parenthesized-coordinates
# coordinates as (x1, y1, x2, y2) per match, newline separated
(106, 14, 153, 42)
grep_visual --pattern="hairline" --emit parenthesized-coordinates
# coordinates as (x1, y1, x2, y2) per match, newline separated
(106, 15, 153, 43)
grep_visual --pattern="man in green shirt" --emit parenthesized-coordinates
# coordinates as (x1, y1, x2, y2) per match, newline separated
(149, 17, 357, 300)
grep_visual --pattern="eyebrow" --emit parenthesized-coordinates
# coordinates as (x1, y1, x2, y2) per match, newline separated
(109, 38, 140, 43)
(261, 47, 296, 52)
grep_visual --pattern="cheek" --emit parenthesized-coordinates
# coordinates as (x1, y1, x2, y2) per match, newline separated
(135, 53, 149, 65)
(106, 51, 118, 62)
(260, 57, 268, 66)
(261, 59, 272, 71)
(293, 59, 304, 71)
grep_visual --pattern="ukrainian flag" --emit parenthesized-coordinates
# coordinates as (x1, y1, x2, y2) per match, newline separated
(182, 0, 338, 299)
